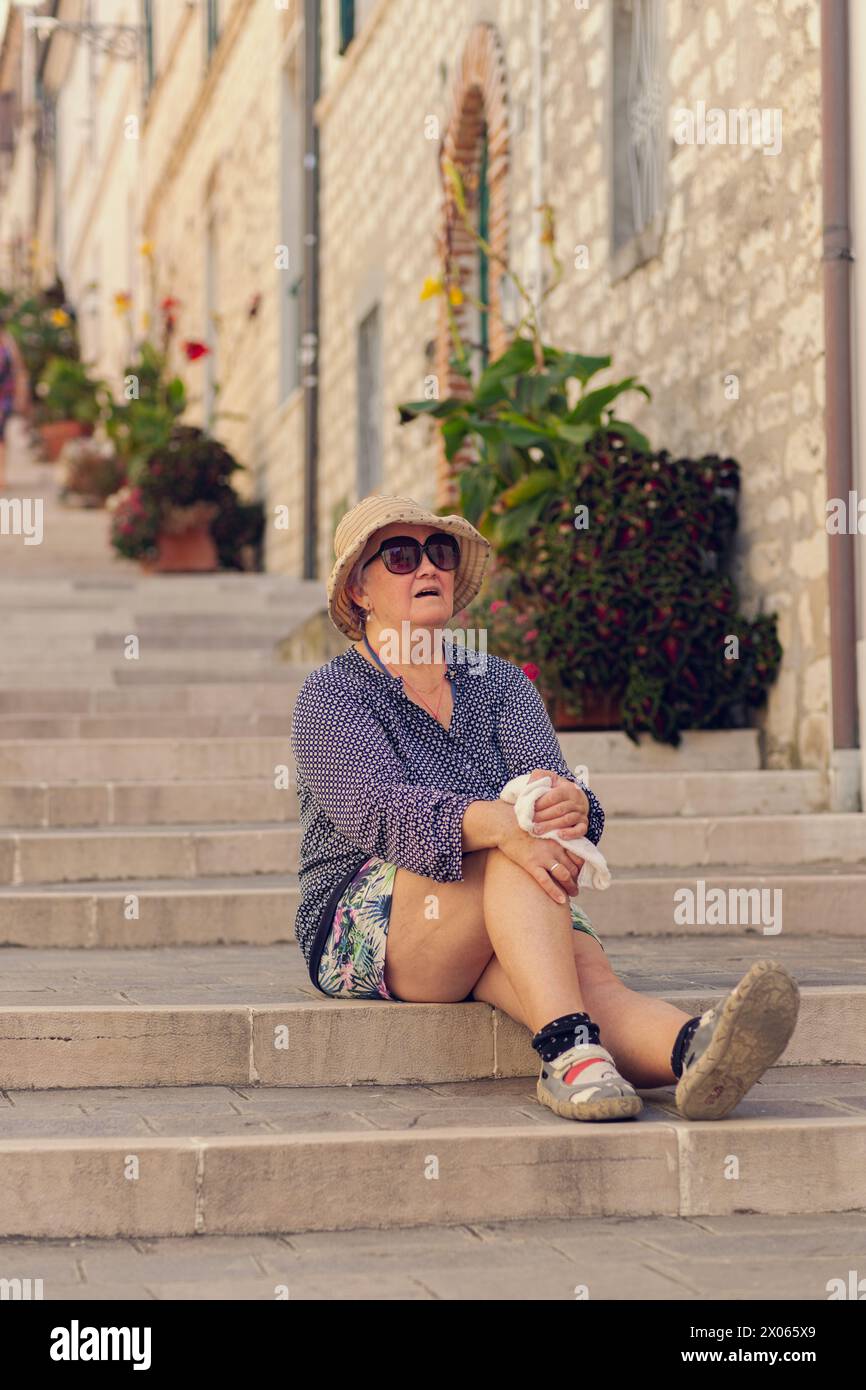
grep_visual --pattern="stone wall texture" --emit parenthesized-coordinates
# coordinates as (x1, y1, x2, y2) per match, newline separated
(57, 0, 828, 770)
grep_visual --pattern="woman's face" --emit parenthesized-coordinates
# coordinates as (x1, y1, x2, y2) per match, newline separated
(348, 522, 457, 635)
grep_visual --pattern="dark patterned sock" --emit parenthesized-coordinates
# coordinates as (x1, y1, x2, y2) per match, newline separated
(671, 1015, 702, 1079)
(531, 1010, 601, 1062)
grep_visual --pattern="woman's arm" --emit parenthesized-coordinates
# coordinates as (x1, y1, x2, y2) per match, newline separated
(292, 678, 483, 883)
(495, 663, 605, 843)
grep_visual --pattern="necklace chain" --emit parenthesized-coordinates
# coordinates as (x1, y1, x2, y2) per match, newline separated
(362, 631, 450, 724)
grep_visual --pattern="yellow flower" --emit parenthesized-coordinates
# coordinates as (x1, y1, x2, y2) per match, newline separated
(448, 285, 464, 306)
(140, 240, 154, 258)
(113, 291, 132, 314)
(420, 276, 443, 301)
(140, 311, 151, 332)
(49, 308, 70, 327)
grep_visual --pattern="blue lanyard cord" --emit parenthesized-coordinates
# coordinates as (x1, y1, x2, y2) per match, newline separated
(362, 630, 393, 677)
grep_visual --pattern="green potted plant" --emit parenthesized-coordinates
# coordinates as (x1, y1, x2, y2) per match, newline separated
(104, 339, 187, 473)
(460, 431, 782, 745)
(34, 355, 105, 459)
(109, 423, 245, 572)
(58, 437, 125, 508)
(397, 162, 782, 744)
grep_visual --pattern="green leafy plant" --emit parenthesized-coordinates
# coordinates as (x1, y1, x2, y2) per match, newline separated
(399, 335, 651, 552)
(462, 430, 782, 745)
(1, 286, 80, 393)
(109, 423, 249, 565)
(104, 340, 187, 470)
(34, 355, 105, 425)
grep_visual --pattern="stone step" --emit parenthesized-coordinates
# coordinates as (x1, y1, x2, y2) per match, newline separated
(0, 737, 292, 781)
(0, 772, 821, 829)
(0, 865, 863, 946)
(603, 813, 866, 868)
(0, 824, 300, 885)
(0, 779, 298, 827)
(0, 713, 298, 740)
(554, 730, 760, 773)
(2, 1212, 863, 1300)
(0, 1072, 863, 1236)
(0, 815, 860, 883)
(0, 683, 306, 715)
(0, 667, 305, 687)
(0, 732, 765, 783)
(0, 938, 862, 1088)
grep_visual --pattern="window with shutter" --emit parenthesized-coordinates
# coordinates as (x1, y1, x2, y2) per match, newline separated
(611, 0, 666, 275)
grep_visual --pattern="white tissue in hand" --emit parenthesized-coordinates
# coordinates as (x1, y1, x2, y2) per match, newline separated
(498, 773, 612, 891)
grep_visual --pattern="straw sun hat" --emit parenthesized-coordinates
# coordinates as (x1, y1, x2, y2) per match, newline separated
(327, 494, 492, 641)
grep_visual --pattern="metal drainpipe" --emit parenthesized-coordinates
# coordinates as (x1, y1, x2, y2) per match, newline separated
(821, 0, 859, 759)
(530, 0, 545, 334)
(302, 0, 321, 580)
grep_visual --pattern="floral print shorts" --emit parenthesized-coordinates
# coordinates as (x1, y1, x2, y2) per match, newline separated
(315, 855, 605, 1002)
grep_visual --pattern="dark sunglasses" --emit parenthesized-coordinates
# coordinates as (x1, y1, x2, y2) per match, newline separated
(361, 531, 461, 575)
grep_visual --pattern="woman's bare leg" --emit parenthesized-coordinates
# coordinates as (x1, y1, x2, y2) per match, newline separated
(385, 847, 692, 1088)
(386, 846, 586, 1025)
(472, 938, 693, 1088)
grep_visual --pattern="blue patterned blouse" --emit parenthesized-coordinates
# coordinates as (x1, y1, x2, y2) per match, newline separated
(290, 641, 605, 987)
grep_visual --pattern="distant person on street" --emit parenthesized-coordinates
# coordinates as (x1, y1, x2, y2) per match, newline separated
(291, 493, 800, 1123)
(0, 310, 31, 490)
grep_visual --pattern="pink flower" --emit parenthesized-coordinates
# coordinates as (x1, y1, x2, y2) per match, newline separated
(524, 629, 538, 642)
(514, 612, 530, 625)
(522, 662, 540, 681)
(489, 599, 506, 613)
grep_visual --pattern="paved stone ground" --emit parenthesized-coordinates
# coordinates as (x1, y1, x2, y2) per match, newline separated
(2, 1212, 865, 1299)
(2, 1066, 865, 1136)
(0, 421, 124, 578)
(0, 935, 861, 1006)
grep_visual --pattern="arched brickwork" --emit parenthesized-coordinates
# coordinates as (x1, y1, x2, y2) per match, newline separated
(435, 22, 510, 508)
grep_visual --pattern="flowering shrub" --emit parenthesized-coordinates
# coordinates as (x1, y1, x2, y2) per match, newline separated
(109, 424, 255, 567)
(106, 486, 161, 561)
(462, 430, 782, 746)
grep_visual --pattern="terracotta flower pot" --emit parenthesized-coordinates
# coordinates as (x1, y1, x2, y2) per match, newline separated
(139, 525, 218, 574)
(553, 688, 622, 731)
(39, 420, 94, 461)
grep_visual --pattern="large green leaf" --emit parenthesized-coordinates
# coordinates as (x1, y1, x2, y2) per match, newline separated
(470, 341, 537, 410)
(544, 351, 612, 386)
(567, 377, 651, 426)
(494, 492, 550, 546)
(441, 415, 472, 461)
(605, 418, 652, 453)
(398, 396, 466, 424)
(498, 469, 558, 509)
(458, 466, 499, 526)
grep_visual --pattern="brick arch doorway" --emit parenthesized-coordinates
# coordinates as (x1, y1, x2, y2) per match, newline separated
(435, 21, 511, 508)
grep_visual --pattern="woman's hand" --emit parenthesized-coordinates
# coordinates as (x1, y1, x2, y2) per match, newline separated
(527, 769, 590, 839)
(497, 818, 586, 904)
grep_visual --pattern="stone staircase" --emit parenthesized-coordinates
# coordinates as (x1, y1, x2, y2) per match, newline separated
(0, 440, 864, 1241)
(0, 572, 864, 1239)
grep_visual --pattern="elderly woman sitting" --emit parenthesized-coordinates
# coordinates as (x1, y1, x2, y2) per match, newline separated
(291, 495, 799, 1123)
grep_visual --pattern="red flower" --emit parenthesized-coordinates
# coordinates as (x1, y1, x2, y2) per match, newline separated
(521, 662, 540, 681)
(161, 296, 181, 311)
(524, 629, 538, 642)
(183, 340, 211, 361)
(489, 599, 506, 613)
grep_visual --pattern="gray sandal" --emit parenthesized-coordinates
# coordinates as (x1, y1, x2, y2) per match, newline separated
(537, 1042, 643, 1121)
(675, 959, 800, 1120)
